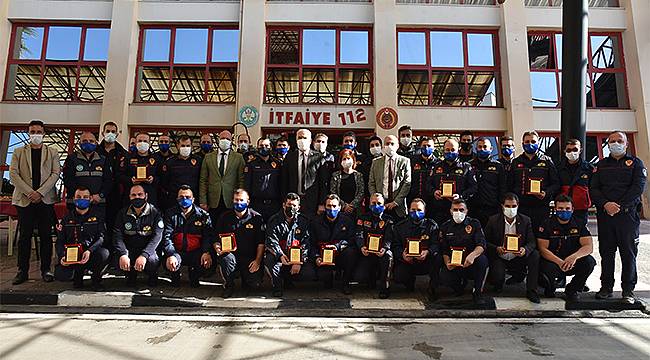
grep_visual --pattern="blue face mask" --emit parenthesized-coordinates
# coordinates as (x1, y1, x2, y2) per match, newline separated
(80, 142, 96, 153)
(343, 144, 355, 150)
(523, 143, 539, 154)
(501, 147, 514, 157)
(160, 143, 170, 152)
(477, 149, 491, 159)
(74, 198, 91, 210)
(409, 210, 425, 221)
(420, 146, 433, 157)
(258, 148, 270, 157)
(370, 204, 384, 216)
(201, 143, 213, 152)
(276, 147, 289, 155)
(326, 208, 340, 219)
(178, 197, 193, 209)
(233, 202, 248, 212)
(129, 145, 137, 153)
(444, 151, 459, 162)
(556, 210, 573, 221)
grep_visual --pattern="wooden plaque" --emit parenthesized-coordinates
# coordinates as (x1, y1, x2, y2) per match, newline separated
(366, 233, 383, 254)
(441, 180, 456, 198)
(527, 178, 543, 195)
(504, 234, 520, 252)
(136, 166, 148, 180)
(321, 248, 335, 266)
(64, 244, 82, 264)
(289, 247, 302, 265)
(450, 247, 465, 266)
(219, 233, 237, 253)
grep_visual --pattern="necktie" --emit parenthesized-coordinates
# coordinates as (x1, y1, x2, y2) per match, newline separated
(301, 152, 308, 193)
(219, 152, 226, 177)
(388, 157, 394, 201)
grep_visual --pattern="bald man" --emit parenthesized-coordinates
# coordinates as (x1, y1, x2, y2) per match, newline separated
(368, 135, 411, 219)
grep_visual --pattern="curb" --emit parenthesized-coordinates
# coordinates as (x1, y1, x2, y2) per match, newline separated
(1, 291, 206, 308)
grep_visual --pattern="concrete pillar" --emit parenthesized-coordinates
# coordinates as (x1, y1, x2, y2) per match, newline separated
(621, 0, 650, 216)
(235, 0, 266, 142)
(100, 0, 140, 144)
(499, 0, 535, 151)
(372, 1, 398, 138)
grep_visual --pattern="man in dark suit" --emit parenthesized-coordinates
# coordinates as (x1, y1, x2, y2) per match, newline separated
(280, 129, 325, 218)
(484, 192, 540, 303)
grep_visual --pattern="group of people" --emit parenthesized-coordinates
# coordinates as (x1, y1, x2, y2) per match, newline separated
(9, 119, 647, 306)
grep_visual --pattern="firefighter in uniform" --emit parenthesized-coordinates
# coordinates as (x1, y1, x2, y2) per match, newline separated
(161, 185, 213, 288)
(160, 135, 202, 211)
(196, 133, 214, 161)
(408, 136, 438, 215)
(55, 187, 109, 290)
(119, 132, 160, 206)
(591, 131, 647, 303)
(214, 189, 265, 298)
(469, 137, 507, 227)
(392, 198, 441, 301)
(499, 136, 516, 173)
(244, 137, 282, 221)
(537, 194, 596, 302)
(429, 138, 477, 225)
(355, 193, 394, 298)
(557, 139, 594, 228)
(397, 125, 417, 158)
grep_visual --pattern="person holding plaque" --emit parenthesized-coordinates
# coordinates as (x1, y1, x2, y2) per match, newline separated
(309, 194, 357, 294)
(118, 132, 161, 206)
(392, 198, 441, 301)
(439, 199, 489, 306)
(55, 186, 109, 290)
(537, 195, 596, 302)
(484, 193, 540, 303)
(214, 189, 265, 298)
(161, 185, 213, 288)
(508, 130, 560, 235)
(114, 184, 164, 287)
(407, 137, 438, 216)
(264, 193, 312, 297)
(429, 138, 477, 226)
(469, 137, 507, 227)
(354, 193, 394, 299)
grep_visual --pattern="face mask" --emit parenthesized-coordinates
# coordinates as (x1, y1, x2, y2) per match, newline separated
(159, 143, 170, 152)
(74, 198, 91, 210)
(219, 139, 232, 151)
(276, 147, 289, 155)
(370, 204, 384, 215)
(400, 136, 411, 147)
(565, 151, 580, 162)
(369, 146, 383, 157)
(501, 147, 514, 157)
(444, 151, 459, 162)
(233, 201, 248, 212)
(284, 206, 299, 218)
(384, 145, 397, 157)
(343, 144, 355, 150)
(239, 143, 249, 152)
(81, 142, 96, 153)
(104, 132, 117, 143)
(30, 134, 44, 145)
(461, 142, 472, 152)
(523, 143, 539, 154)
(201, 143, 213, 152)
(452, 210, 466, 224)
(179, 146, 192, 157)
(477, 149, 491, 159)
(556, 210, 573, 221)
(608, 143, 626, 157)
(326, 208, 340, 219)
(258, 148, 270, 157)
(129, 145, 137, 152)
(178, 197, 193, 209)
(296, 138, 310, 152)
(136, 142, 150, 153)
(314, 142, 327, 153)
(131, 197, 146, 208)
(409, 210, 425, 221)
(341, 159, 353, 169)
(503, 207, 518, 219)
(420, 146, 433, 157)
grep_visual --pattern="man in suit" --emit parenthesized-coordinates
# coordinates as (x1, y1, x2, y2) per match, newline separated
(199, 130, 245, 223)
(368, 135, 411, 220)
(280, 129, 325, 218)
(10, 119, 60, 285)
(484, 193, 540, 303)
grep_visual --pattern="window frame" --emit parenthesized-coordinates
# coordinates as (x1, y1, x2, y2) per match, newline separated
(264, 25, 374, 105)
(524, 0, 619, 7)
(134, 24, 240, 104)
(3, 22, 110, 103)
(396, 28, 502, 108)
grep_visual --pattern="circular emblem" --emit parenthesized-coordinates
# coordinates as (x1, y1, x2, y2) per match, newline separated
(465, 225, 472, 234)
(239, 105, 259, 128)
(76, 164, 84, 171)
(376, 107, 398, 130)
(125, 223, 132, 230)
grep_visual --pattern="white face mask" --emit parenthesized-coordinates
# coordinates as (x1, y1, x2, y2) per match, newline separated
(608, 142, 626, 157)
(239, 143, 249, 152)
(179, 146, 192, 157)
(370, 146, 383, 157)
(30, 134, 44, 145)
(341, 159, 353, 169)
(136, 141, 150, 153)
(400, 136, 411, 147)
(565, 151, 580, 162)
(452, 210, 466, 224)
(503, 207, 518, 219)
(104, 132, 117, 143)
(384, 144, 397, 157)
(219, 139, 232, 151)
(297, 138, 311, 152)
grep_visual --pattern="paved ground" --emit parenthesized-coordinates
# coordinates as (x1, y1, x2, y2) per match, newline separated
(0, 313, 649, 359)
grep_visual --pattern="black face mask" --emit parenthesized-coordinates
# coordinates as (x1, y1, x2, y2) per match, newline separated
(131, 198, 146, 208)
(461, 142, 472, 151)
(284, 206, 298, 218)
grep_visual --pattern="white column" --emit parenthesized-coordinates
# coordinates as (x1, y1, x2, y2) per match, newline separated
(372, 1, 398, 138)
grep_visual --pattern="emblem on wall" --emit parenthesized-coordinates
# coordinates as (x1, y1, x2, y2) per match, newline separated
(376, 107, 398, 130)
(239, 105, 259, 128)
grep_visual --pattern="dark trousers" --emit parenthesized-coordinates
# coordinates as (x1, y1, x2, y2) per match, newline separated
(16, 202, 55, 273)
(441, 254, 489, 293)
(540, 256, 596, 294)
(209, 197, 228, 224)
(394, 253, 442, 290)
(54, 247, 109, 284)
(116, 251, 160, 278)
(251, 199, 281, 222)
(167, 250, 204, 282)
(356, 251, 393, 290)
(264, 252, 309, 291)
(487, 248, 540, 291)
(313, 247, 358, 286)
(219, 252, 264, 289)
(519, 205, 550, 236)
(597, 210, 639, 292)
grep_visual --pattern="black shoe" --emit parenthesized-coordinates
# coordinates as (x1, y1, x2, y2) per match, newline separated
(473, 292, 487, 306)
(581, 285, 590, 293)
(73, 279, 84, 289)
(91, 282, 105, 292)
(190, 278, 200, 288)
(378, 289, 390, 299)
(427, 287, 438, 302)
(405, 280, 415, 292)
(126, 272, 137, 287)
(452, 286, 464, 297)
(492, 285, 503, 293)
(526, 290, 541, 304)
(621, 291, 637, 304)
(543, 286, 556, 298)
(170, 273, 181, 288)
(564, 291, 580, 302)
(12, 271, 28, 285)
(284, 280, 295, 290)
(272, 289, 283, 298)
(147, 274, 158, 287)
(42, 271, 54, 283)
(506, 275, 525, 285)
(324, 279, 334, 289)
(223, 285, 235, 298)
(595, 288, 613, 300)
(342, 284, 352, 295)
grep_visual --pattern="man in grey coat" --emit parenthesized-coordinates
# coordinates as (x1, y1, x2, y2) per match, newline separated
(368, 135, 411, 220)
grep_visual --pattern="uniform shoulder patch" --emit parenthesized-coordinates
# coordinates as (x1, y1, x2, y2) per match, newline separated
(157, 220, 164, 228)
(625, 159, 633, 167)
(125, 223, 132, 230)
(435, 167, 444, 174)
(191, 158, 197, 166)
(271, 162, 277, 168)
(248, 155, 256, 162)
(357, 219, 363, 225)
(414, 163, 421, 170)
(246, 223, 254, 229)
(194, 220, 203, 226)
(95, 166, 102, 171)
(149, 158, 156, 165)
(538, 226, 544, 233)
(76, 164, 84, 171)
(465, 225, 472, 234)
(379, 220, 385, 229)
(570, 228, 578, 234)
(244, 166, 249, 173)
